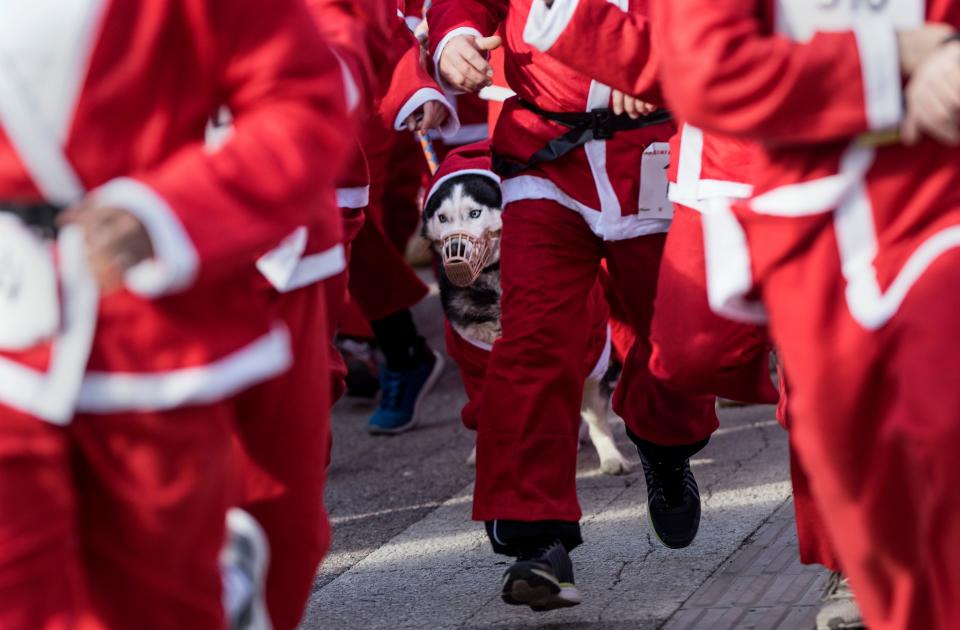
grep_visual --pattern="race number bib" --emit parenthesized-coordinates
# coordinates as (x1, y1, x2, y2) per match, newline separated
(0, 215, 59, 351)
(638, 143, 673, 220)
(775, 0, 923, 40)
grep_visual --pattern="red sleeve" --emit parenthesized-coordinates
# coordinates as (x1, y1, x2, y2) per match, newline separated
(377, 40, 460, 134)
(653, 0, 903, 143)
(104, 0, 349, 294)
(427, 0, 508, 90)
(306, 0, 378, 113)
(523, 0, 662, 102)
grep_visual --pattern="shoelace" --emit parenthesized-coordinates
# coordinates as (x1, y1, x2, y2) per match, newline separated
(517, 540, 563, 562)
(380, 377, 406, 410)
(644, 460, 690, 508)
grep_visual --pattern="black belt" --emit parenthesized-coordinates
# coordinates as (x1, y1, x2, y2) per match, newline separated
(0, 201, 63, 239)
(492, 98, 672, 179)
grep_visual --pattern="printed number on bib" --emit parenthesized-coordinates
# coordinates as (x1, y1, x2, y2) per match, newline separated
(776, 0, 923, 40)
(638, 143, 673, 220)
(0, 215, 59, 351)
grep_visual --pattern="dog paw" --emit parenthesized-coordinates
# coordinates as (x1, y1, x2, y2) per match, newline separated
(600, 455, 632, 476)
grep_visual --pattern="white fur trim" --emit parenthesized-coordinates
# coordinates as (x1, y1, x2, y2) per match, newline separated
(257, 227, 308, 289)
(831, 146, 960, 329)
(93, 177, 200, 297)
(698, 179, 753, 201)
(333, 50, 360, 113)
(501, 175, 670, 241)
(750, 144, 873, 216)
(0, 226, 100, 424)
(701, 198, 767, 324)
(670, 124, 703, 204)
(426, 168, 501, 207)
(0, 52, 86, 204)
(854, 23, 903, 132)
(456, 329, 493, 352)
(431, 122, 489, 146)
(280, 244, 346, 292)
(432, 27, 484, 94)
(75, 324, 293, 413)
(336, 185, 370, 209)
(523, 0, 580, 53)
(258, 228, 346, 291)
(587, 325, 612, 382)
(393, 87, 461, 138)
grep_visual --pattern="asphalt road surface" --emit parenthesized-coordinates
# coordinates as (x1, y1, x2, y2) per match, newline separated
(301, 279, 826, 630)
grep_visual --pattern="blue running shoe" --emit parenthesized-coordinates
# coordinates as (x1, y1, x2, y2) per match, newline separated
(368, 349, 445, 434)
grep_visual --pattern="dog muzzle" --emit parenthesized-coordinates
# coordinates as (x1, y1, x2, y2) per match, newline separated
(439, 231, 497, 287)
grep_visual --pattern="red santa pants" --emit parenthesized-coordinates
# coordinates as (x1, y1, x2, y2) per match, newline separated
(759, 236, 960, 630)
(338, 125, 429, 340)
(447, 281, 610, 431)
(327, 209, 366, 402)
(650, 204, 778, 404)
(473, 198, 717, 523)
(651, 204, 839, 571)
(0, 402, 234, 629)
(233, 283, 330, 630)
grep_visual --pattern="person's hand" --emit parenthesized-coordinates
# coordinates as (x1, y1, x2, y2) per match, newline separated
(898, 23, 955, 76)
(404, 100, 450, 133)
(902, 39, 960, 145)
(611, 90, 657, 119)
(438, 34, 502, 92)
(59, 202, 154, 293)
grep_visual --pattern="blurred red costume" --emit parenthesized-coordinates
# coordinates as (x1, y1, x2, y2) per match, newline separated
(0, 1, 347, 628)
(429, 0, 716, 529)
(657, 0, 960, 627)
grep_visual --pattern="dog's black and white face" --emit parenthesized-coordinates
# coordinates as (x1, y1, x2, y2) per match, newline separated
(423, 175, 503, 272)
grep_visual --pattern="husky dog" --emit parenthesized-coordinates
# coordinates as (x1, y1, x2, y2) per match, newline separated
(423, 171, 631, 475)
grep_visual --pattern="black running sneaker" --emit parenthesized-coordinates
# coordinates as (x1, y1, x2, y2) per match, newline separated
(639, 451, 701, 549)
(501, 540, 582, 612)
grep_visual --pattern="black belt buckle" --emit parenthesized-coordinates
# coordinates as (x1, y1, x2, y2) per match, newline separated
(590, 108, 616, 140)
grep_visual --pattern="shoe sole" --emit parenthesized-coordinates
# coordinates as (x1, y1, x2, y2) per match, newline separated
(368, 350, 446, 435)
(501, 567, 582, 612)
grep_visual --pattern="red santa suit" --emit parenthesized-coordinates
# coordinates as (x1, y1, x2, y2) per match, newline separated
(0, 1, 347, 628)
(429, 0, 716, 533)
(520, 0, 774, 405)
(657, 0, 960, 628)
(229, 2, 435, 627)
(521, 0, 844, 572)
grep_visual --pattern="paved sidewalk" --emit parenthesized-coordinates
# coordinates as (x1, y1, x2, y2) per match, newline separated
(664, 500, 827, 630)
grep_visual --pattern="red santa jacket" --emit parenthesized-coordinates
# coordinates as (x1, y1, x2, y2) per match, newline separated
(521, 0, 752, 210)
(260, 0, 460, 291)
(429, 0, 674, 241)
(326, 0, 458, 210)
(0, 0, 348, 422)
(657, 0, 960, 329)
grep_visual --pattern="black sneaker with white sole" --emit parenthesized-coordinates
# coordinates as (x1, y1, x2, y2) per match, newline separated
(639, 451, 701, 549)
(501, 540, 582, 612)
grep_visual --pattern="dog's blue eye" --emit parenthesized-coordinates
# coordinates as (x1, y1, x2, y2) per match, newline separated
(469, 209, 482, 219)
(438, 214, 448, 223)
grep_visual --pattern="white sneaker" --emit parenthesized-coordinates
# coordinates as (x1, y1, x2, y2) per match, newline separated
(221, 508, 272, 630)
